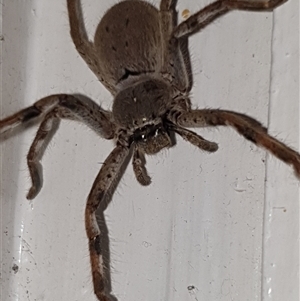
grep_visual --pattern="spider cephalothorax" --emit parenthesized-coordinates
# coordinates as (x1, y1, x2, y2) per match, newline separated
(1, 1, 299, 301)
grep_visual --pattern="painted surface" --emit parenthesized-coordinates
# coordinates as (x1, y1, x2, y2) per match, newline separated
(1, 1, 299, 300)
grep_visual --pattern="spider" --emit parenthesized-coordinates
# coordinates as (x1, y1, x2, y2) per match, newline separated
(1, 0, 299, 300)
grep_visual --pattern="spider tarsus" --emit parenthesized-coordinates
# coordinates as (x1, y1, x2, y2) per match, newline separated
(92, 270, 110, 301)
(137, 173, 152, 186)
(26, 186, 39, 200)
(209, 142, 219, 152)
(293, 159, 300, 179)
(97, 294, 111, 301)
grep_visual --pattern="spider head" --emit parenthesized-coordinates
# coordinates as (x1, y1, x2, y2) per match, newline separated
(113, 78, 173, 154)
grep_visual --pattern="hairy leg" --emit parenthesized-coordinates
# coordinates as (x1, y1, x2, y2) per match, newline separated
(170, 123, 218, 152)
(0, 94, 115, 198)
(159, 0, 190, 92)
(160, 0, 175, 11)
(85, 145, 130, 301)
(172, 109, 300, 177)
(67, 0, 117, 93)
(26, 111, 60, 199)
(173, 0, 288, 39)
(67, 1, 102, 79)
(0, 94, 114, 137)
(132, 147, 151, 186)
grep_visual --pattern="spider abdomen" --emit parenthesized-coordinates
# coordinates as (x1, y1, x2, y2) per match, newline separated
(94, 1, 162, 91)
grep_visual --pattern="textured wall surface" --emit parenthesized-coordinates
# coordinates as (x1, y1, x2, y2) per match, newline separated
(1, 1, 299, 301)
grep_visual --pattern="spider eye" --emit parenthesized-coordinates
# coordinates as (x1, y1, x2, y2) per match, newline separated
(132, 123, 164, 143)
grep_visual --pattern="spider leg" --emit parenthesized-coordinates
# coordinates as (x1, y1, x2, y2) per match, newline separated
(170, 124, 218, 152)
(66, 0, 99, 74)
(85, 144, 130, 301)
(172, 109, 300, 177)
(159, 0, 190, 92)
(26, 111, 60, 199)
(0, 94, 114, 138)
(0, 94, 115, 199)
(67, 0, 116, 94)
(173, 0, 288, 39)
(160, 0, 175, 10)
(133, 147, 151, 186)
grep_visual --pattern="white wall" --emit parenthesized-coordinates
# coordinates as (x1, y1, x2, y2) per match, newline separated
(1, 1, 299, 300)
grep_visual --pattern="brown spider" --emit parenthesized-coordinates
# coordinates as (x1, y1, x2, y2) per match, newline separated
(1, 0, 299, 300)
